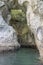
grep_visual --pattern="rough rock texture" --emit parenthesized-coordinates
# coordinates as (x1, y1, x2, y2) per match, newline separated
(0, 14, 20, 51)
(18, 0, 43, 59)
(0, 0, 14, 9)
(0, 1, 20, 51)
(0, 0, 36, 47)
(10, 9, 35, 46)
(0, 1, 11, 24)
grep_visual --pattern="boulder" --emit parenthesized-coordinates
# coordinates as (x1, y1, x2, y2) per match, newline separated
(0, 15, 20, 51)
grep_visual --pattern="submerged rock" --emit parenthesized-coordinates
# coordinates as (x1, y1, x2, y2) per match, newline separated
(0, 15, 20, 51)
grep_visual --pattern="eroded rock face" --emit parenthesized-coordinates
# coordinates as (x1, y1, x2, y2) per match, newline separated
(10, 9, 35, 46)
(37, 26, 43, 43)
(0, 1, 5, 7)
(18, 0, 43, 32)
(18, 0, 43, 59)
(0, 0, 15, 24)
(0, 1, 10, 24)
(0, 15, 20, 51)
(1, 0, 14, 9)
(0, 1, 20, 51)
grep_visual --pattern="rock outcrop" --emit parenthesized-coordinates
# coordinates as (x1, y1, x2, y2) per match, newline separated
(10, 9, 35, 46)
(0, 1, 20, 52)
(0, 0, 35, 47)
(18, 0, 43, 59)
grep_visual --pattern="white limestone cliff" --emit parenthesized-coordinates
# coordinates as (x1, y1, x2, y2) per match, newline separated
(18, 0, 43, 59)
(0, 1, 20, 51)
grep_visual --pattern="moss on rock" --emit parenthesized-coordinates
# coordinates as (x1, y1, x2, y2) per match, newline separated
(11, 9, 26, 23)
(10, 9, 29, 43)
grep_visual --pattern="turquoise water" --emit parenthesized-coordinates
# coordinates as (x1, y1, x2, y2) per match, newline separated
(0, 48, 40, 65)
